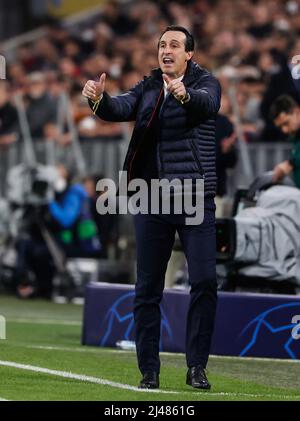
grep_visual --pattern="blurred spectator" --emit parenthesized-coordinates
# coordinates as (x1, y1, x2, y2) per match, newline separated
(63, 37, 86, 65)
(101, 0, 138, 36)
(0, 81, 18, 147)
(8, 62, 27, 89)
(215, 114, 238, 217)
(25, 72, 58, 140)
(71, 90, 123, 139)
(247, 4, 274, 39)
(59, 57, 81, 79)
(260, 38, 300, 141)
(270, 95, 300, 188)
(45, 21, 70, 54)
(83, 174, 117, 258)
(237, 76, 265, 140)
(33, 38, 60, 71)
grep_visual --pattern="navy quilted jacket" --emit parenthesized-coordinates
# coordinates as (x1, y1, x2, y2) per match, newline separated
(90, 61, 221, 197)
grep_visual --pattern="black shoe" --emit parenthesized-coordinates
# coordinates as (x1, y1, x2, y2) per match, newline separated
(186, 366, 211, 390)
(139, 372, 159, 389)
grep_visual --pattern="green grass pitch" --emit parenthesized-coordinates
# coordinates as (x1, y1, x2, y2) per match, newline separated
(0, 295, 300, 401)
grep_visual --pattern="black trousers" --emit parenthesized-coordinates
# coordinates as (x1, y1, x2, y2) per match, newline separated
(133, 198, 217, 374)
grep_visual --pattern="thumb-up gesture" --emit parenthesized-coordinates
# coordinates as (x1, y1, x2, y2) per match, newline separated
(162, 73, 186, 101)
(82, 73, 106, 101)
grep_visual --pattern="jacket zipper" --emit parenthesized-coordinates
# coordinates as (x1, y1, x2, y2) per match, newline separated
(190, 140, 205, 177)
(128, 87, 164, 183)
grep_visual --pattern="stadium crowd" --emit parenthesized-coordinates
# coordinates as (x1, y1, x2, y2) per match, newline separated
(0, 0, 299, 146)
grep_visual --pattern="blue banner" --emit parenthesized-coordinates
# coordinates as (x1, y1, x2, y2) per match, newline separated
(82, 283, 300, 359)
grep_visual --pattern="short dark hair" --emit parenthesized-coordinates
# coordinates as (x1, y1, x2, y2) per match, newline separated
(270, 95, 298, 121)
(158, 26, 195, 52)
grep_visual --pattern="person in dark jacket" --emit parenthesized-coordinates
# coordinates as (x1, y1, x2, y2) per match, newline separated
(260, 40, 300, 141)
(83, 174, 116, 259)
(0, 81, 18, 146)
(270, 95, 300, 188)
(0, 81, 19, 185)
(215, 114, 237, 216)
(25, 72, 57, 140)
(83, 26, 221, 390)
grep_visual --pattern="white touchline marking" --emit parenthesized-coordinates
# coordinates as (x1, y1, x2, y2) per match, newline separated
(0, 397, 9, 401)
(0, 360, 175, 395)
(27, 345, 101, 353)
(0, 360, 299, 400)
(26, 344, 300, 364)
(210, 354, 300, 364)
(8, 318, 81, 326)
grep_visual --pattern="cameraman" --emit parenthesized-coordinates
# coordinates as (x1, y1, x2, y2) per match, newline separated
(270, 95, 300, 188)
(49, 164, 101, 258)
(16, 164, 101, 299)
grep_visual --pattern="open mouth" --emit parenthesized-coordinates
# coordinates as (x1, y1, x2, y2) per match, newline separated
(162, 58, 174, 64)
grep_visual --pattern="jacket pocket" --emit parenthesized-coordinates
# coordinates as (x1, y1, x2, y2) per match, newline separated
(190, 140, 205, 177)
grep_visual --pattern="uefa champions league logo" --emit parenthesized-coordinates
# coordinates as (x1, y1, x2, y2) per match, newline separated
(0, 55, 6, 79)
(239, 304, 300, 359)
(99, 292, 173, 350)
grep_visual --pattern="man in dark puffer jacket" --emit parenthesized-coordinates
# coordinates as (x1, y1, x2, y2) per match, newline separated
(83, 26, 221, 390)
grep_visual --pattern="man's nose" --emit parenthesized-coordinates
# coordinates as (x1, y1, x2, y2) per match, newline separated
(163, 45, 172, 54)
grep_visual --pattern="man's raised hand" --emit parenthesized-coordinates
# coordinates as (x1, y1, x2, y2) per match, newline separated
(162, 73, 186, 101)
(162, 73, 171, 88)
(82, 73, 106, 101)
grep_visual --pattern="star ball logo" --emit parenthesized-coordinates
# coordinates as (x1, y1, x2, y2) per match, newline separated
(0, 54, 6, 79)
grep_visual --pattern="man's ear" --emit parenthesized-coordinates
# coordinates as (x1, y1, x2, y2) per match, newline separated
(186, 51, 193, 61)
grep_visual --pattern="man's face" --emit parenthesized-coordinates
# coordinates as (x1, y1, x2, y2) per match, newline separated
(28, 80, 46, 99)
(158, 31, 193, 79)
(274, 109, 300, 136)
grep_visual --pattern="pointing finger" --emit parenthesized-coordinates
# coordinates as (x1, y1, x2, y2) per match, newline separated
(162, 73, 171, 86)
